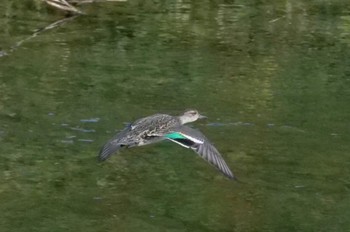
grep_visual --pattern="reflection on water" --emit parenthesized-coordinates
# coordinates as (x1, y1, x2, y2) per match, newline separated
(339, 15, 350, 45)
(1, 0, 350, 231)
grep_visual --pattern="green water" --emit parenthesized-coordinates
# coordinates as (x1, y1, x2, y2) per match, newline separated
(1, 0, 350, 231)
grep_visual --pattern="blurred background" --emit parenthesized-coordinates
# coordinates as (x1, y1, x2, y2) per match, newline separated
(0, 0, 350, 231)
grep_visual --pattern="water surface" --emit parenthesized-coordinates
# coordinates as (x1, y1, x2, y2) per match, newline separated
(1, 1, 350, 231)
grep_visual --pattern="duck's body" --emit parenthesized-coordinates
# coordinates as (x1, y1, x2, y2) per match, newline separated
(99, 113, 183, 159)
(99, 110, 235, 179)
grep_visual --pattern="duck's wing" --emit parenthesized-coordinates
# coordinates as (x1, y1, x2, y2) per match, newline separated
(165, 126, 235, 179)
(98, 126, 132, 161)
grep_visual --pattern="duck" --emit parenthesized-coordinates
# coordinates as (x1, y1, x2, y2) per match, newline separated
(99, 109, 235, 179)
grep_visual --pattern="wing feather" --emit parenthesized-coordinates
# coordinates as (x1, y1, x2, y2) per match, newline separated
(167, 126, 235, 179)
(98, 127, 130, 161)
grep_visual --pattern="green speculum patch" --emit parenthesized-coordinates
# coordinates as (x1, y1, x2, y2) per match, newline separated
(165, 132, 186, 140)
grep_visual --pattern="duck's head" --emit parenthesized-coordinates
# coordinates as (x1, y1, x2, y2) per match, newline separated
(179, 109, 207, 124)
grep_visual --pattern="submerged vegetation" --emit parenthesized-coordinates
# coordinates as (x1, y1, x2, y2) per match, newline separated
(45, 0, 82, 14)
(0, 0, 127, 58)
(44, 0, 126, 14)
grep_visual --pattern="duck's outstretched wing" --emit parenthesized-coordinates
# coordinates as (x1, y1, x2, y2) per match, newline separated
(98, 123, 165, 161)
(98, 127, 131, 161)
(165, 126, 235, 179)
